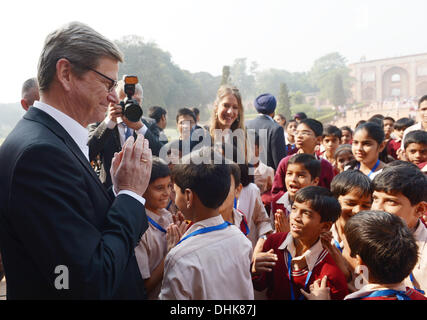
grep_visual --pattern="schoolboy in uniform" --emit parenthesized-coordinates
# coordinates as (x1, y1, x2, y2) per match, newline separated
(219, 162, 252, 237)
(319, 125, 342, 165)
(371, 165, 427, 294)
(252, 186, 348, 300)
(321, 170, 373, 287)
(302, 211, 426, 300)
(272, 154, 320, 232)
(389, 117, 415, 159)
(135, 158, 183, 299)
(159, 148, 254, 300)
(272, 119, 335, 200)
(402, 130, 427, 167)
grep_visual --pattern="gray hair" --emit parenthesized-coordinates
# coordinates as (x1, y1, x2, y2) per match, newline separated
(21, 77, 38, 99)
(37, 21, 123, 92)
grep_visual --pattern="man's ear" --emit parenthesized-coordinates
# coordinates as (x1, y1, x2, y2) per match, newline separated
(55, 58, 74, 92)
(378, 140, 387, 152)
(320, 221, 333, 233)
(185, 188, 194, 209)
(235, 182, 243, 199)
(315, 136, 322, 146)
(20, 99, 29, 111)
(414, 201, 427, 219)
(311, 177, 320, 186)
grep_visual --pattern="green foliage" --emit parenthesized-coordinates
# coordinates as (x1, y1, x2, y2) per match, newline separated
(276, 83, 292, 121)
(309, 52, 352, 103)
(331, 73, 346, 107)
(221, 66, 230, 85)
(290, 104, 334, 122)
(115, 35, 220, 125)
(290, 91, 305, 105)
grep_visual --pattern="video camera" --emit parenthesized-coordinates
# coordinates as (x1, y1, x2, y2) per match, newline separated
(119, 75, 143, 122)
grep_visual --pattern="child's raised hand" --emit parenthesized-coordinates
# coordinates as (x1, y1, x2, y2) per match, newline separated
(172, 211, 189, 237)
(251, 249, 278, 275)
(274, 209, 290, 233)
(300, 275, 331, 300)
(166, 224, 181, 252)
(320, 231, 334, 249)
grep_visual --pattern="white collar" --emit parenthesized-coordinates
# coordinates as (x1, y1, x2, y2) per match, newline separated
(33, 101, 89, 160)
(275, 192, 292, 213)
(344, 282, 406, 300)
(278, 232, 325, 272)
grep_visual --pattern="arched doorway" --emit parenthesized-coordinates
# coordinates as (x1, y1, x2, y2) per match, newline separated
(382, 66, 409, 101)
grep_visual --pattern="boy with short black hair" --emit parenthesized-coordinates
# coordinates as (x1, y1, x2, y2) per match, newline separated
(272, 118, 335, 200)
(321, 170, 373, 286)
(135, 157, 182, 299)
(252, 186, 348, 300)
(403, 130, 427, 170)
(371, 164, 427, 294)
(219, 162, 249, 236)
(159, 148, 254, 299)
(383, 116, 395, 142)
(319, 125, 342, 165)
(302, 210, 426, 300)
(272, 154, 320, 232)
(388, 117, 415, 159)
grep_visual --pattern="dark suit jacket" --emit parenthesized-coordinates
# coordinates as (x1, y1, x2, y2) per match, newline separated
(88, 118, 167, 188)
(0, 107, 148, 299)
(245, 114, 287, 170)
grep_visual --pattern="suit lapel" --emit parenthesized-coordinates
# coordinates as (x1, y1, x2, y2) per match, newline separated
(24, 108, 111, 200)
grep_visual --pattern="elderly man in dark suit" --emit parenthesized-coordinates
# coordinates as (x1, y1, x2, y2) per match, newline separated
(0, 22, 152, 299)
(246, 93, 287, 170)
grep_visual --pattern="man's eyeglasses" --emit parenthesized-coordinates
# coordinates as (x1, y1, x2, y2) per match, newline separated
(64, 58, 118, 93)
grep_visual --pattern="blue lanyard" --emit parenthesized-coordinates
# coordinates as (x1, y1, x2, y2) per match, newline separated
(147, 215, 167, 233)
(287, 252, 313, 300)
(357, 160, 380, 177)
(409, 273, 425, 295)
(367, 159, 380, 177)
(177, 221, 232, 245)
(358, 289, 410, 300)
(334, 239, 343, 253)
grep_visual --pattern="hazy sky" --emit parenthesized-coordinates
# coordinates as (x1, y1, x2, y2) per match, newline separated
(1, 0, 426, 103)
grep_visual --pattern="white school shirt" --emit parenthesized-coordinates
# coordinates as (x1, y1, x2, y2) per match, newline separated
(159, 215, 254, 300)
(279, 233, 328, 273)
(135, 208, 173, 300)
(344, 282, 407, 300)
(33, 101, 145, 205)
(237, 183, 273, 247)
(254, 161, 275, 194)
(330, 223, 344, 252)
(404, 220, 427, 293)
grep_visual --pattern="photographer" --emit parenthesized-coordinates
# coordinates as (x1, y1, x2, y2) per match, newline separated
(88, 77, 165, 188)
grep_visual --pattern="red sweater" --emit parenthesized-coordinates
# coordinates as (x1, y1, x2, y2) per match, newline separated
(271, 154, 336, 197)
(387, 139, 401, 159)
(252, 232, 348, 300)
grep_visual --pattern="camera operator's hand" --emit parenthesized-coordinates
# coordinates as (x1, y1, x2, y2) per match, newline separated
(122, 115, 144, 131)
(107, 103, 122, 123)
(110, 134, 152, 196)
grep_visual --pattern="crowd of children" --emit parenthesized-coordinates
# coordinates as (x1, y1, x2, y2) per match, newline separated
(130, 93, 427, 301)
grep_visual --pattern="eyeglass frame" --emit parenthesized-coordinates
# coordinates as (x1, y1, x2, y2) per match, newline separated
(62, 57, 118, 93)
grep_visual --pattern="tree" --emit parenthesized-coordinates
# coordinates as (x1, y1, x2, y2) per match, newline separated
(221, 66, 230, 85)
(331, 74, 346, 107)
(276, 83, 292, 121)
(309, 52, 352, 103)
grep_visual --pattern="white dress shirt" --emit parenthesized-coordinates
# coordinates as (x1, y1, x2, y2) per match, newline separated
(104, 116, 148, 147)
